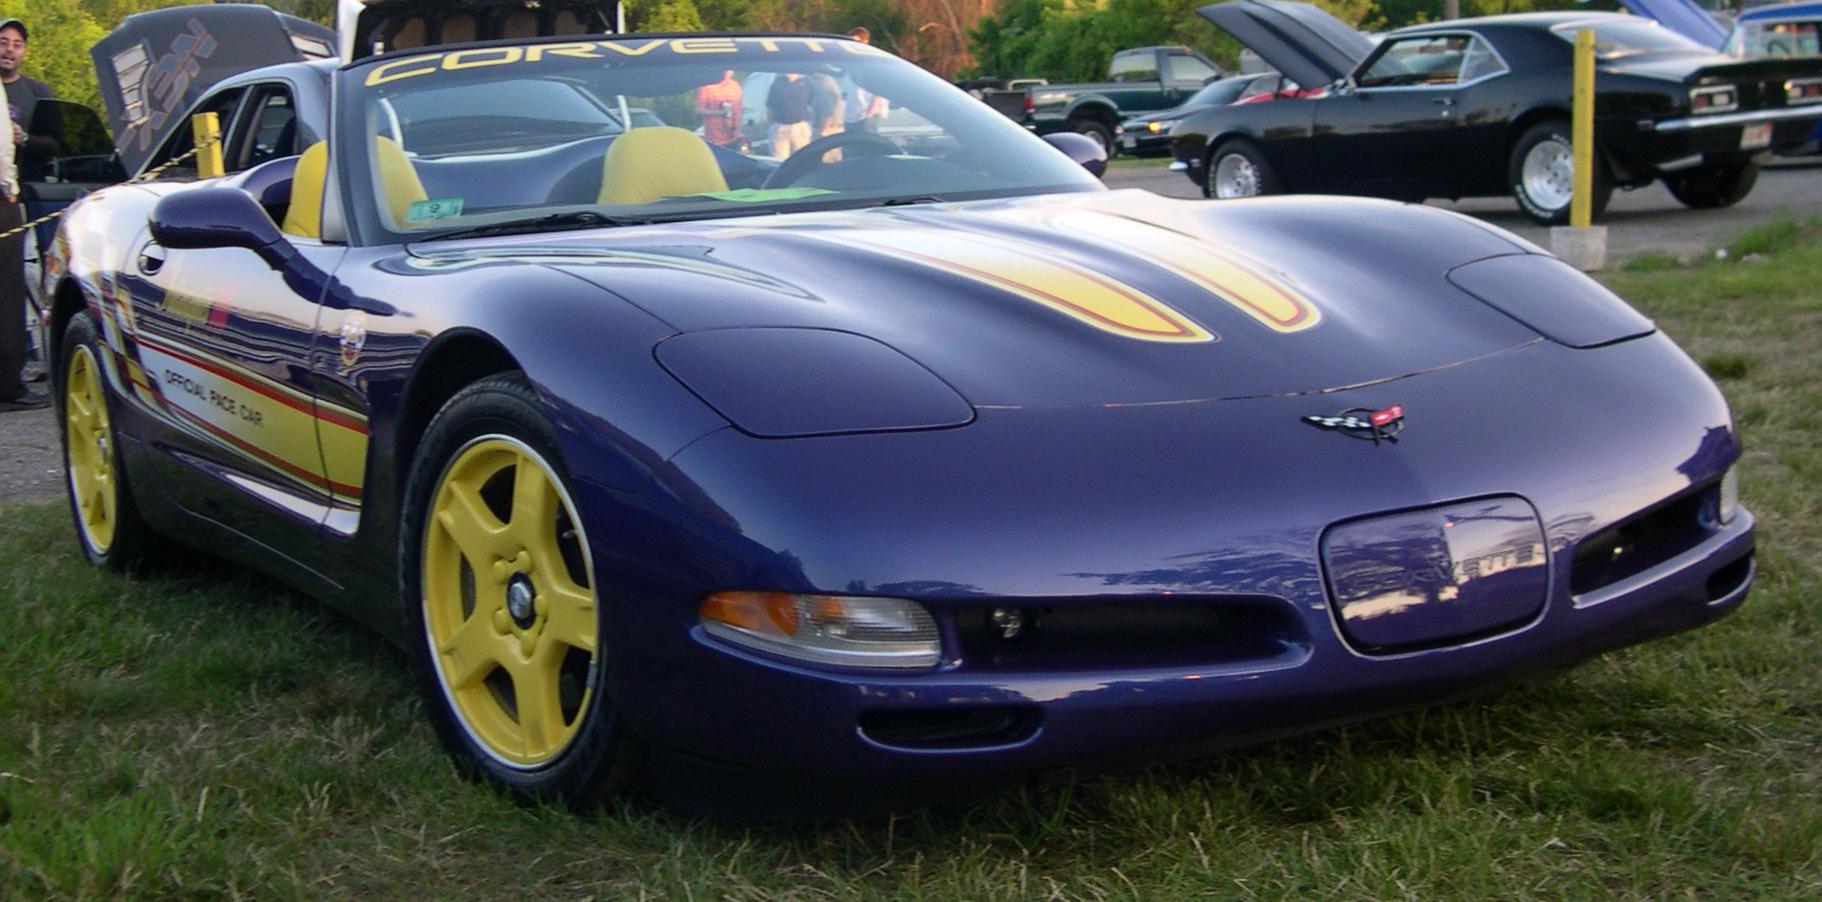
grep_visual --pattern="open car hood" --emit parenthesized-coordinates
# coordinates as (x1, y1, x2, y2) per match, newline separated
(90, 5, 335, 176)
(337, 0, 622, 61)
(1198, 0, 1376, 89)
(1613, 0, 1729, 50)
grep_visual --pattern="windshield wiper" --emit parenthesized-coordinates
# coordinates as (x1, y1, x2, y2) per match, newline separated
(871, 195, 948, 208)
(416, 211, 635, 243)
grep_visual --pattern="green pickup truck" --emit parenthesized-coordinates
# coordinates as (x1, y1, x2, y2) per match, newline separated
(981, 46, 1226, 155)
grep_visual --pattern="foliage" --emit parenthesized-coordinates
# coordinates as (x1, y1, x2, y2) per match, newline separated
(0, 0, 109, 112)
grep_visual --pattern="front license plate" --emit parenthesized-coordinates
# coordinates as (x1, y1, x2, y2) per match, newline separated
(1741, 122, 1773, 150)
(1121, 135, 1138, 149)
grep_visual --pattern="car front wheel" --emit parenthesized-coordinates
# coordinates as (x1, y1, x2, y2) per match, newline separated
(401, 373, 633, 805)
(1509, 121, 1611, 225)
(1664, 162, 1759, 209)
(1204, 138, 1281, 199)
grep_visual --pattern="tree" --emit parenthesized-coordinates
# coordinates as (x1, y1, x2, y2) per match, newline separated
(0, 0, 109, 111)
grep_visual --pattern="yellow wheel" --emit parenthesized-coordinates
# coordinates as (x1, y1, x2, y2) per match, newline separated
(58, 312, 151, 568)
(405, 374, 627, 800)
(423, 435, 598, 768)
(65, 342, 119, 555)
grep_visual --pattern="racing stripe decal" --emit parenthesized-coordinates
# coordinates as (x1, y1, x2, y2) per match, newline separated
(830, 229, 1215, 343)
(131, 331, 369, 501)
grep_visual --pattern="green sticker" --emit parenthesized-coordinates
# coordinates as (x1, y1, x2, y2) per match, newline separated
(407, 198, 465, 222)
(683, 188, 838, 203)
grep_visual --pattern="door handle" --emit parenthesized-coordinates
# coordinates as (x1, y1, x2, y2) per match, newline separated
(1432, 97, 1456, 106)
(138, 246, 166, 275)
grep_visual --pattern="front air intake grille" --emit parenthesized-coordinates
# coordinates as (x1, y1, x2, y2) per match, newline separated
(1571, 487, 1715, 597)
(952, 597, 1306, 672)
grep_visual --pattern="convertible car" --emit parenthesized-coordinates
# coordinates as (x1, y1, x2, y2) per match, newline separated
(48, 31, 1756, 816)
(1174, 1, 1822, 222)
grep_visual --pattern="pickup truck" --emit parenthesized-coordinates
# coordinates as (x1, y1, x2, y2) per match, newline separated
(981, 46, 1226, 155)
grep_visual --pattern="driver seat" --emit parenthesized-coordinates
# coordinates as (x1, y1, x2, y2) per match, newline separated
(598, 127, 729, 205)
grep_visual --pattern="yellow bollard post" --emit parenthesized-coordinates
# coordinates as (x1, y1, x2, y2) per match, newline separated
(192, 112, 225, 179)
(1570, 29, 1595, 229)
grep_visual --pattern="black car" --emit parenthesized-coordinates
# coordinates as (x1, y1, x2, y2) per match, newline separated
(1117, 72, 1292, 156)
(1172, 1, 1822, 223)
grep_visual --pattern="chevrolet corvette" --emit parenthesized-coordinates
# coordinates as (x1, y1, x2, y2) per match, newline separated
(47, 31, 1755, 816)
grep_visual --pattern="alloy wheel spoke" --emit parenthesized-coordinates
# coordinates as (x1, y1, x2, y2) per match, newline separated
(438, 605, 506, 689)
(510, 659, 568, 756)
(541, 582, 597, 655)
(508, 456, 558, 548)
(437, 482, 513, 570)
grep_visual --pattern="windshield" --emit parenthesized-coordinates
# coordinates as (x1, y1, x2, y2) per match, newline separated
(1550, 20, 1711, 58)
(1186, 76, 1254, 106)
(1728, 19, 1822, 58)
(338, 36, 1102, 242)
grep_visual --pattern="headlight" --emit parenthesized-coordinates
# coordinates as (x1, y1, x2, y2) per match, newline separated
(700, 592, 942, 670)
(1719, 468, 1740, 525)
(1147, 121, 1163, 133)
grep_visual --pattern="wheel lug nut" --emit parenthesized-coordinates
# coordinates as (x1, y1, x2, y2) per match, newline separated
(533, 594, 548, 618)
(493, 609, 511, 634)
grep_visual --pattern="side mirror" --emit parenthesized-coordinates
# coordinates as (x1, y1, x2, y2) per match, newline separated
(149, 186, 292, 269)
(1043, 132, 1108, 179)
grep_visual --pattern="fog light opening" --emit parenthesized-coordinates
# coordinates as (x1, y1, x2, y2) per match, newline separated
(989, 606, 1031, 643)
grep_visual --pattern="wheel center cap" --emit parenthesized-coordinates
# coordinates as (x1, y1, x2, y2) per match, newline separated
(506, 575, 537, 627)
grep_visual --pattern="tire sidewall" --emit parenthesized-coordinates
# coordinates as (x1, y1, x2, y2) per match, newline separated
(399, 374, 625, 803)
(1069, 118, 1114, 157)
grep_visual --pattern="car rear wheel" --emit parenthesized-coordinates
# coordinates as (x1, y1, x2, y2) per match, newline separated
(1510, 121, 1611, 225)
(1204, 138, 1282, 199)
(401, 374, 634, 805)
(1068, 117, 1115, 158)
(58, 312, 153, 569)
(1664, 162, 1759, 209)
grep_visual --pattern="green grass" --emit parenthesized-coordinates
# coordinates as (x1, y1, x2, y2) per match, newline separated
(5, 227, 1822, 898)
(1106, 154, 1173, 170)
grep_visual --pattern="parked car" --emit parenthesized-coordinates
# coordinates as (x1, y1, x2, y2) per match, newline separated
(47, 24, 1754, 818)
(999, 45, 1227, 154)
(1173, 1, 1822, 223)
(1727, 2, 1822, 152)
(1117, 72, 1293, 156)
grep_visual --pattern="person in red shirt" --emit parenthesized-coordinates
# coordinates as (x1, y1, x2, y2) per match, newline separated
(695, 70, 742, 149)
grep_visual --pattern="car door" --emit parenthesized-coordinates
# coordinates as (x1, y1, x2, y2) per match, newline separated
(1314, 33, 1491, 197)
(115, 84, 350, 550)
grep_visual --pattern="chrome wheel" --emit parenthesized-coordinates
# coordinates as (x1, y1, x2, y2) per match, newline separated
(1520, 136, 1575, 214)
(1211, 153, 1262, 199)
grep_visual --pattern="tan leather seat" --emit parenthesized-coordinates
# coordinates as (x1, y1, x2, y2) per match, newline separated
(281, 137, 428, 238)
(598, 126, 729, 205)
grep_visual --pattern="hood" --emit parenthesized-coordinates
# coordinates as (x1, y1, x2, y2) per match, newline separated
(91, 5, 334, 175)
(1614, 0, 1729, 50)
(1198, 0, 1375, 89)
(413, 192, 1561, 411)
(337, 0, 621, 62)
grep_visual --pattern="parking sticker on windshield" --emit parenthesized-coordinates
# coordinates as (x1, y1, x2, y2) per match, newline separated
(408, 198, 465, 223)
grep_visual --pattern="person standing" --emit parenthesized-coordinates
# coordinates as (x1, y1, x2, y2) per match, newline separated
(842, 27, 890, 134)
(0, 18, 48, 410)
(765, 71, 812, 159)
(694, 69, 743, 149)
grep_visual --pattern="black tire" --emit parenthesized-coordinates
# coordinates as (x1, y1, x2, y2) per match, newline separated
(400, 373, 636, 807)
(1068, 117, 1115, 158)
(1664, 162, 1759, 209)
(1509, 120, 1611, 225)
(56, 312, 154, 569)
(1202, 137, 1283, 199)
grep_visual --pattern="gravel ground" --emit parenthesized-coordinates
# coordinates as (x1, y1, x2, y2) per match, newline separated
(4, 160, 1818, 508)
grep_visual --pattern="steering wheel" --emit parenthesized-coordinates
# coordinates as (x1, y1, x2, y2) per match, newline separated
(762, 131, 901, 189)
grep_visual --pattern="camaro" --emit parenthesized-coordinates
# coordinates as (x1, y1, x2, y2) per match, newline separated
(47, 29, 1755, 816)
(1174, 1, 1822, 223)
